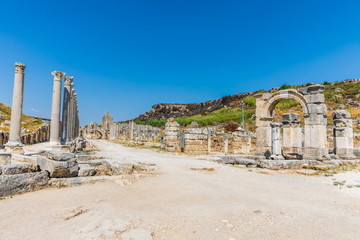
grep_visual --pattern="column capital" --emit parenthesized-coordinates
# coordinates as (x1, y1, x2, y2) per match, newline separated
(51, 71, 66, 80)
(64, 76, 74, 85)
(14, 62, 26, 73)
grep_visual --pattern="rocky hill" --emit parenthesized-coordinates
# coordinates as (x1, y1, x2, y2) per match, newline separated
(136, 79, 360, 119)
(134, 79, 360, 130)
(136, 91, 259, 121)
(0, 103, 44, 132)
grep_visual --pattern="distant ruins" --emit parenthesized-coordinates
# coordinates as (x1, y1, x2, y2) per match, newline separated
(89, 83, 359, 162)
(255, 84, 359, 160)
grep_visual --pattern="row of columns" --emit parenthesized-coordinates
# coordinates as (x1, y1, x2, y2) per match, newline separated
(3, 63, 80, 154)
(50, 72, 80, 146)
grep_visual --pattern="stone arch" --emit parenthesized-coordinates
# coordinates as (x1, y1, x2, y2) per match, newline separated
(264, 90, 309, 119)
(255, 85, 329, 160)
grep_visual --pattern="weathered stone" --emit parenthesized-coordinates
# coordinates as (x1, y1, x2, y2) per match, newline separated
(78, 164, 97, 177)
(0, 153, 11, 165)
(332, 110, 355, 159)
(1, 163, 38, 175)
(298, 84, 325, 95)
(216, 156, 257, 166)
(258, 160, 320, 170)
(37, 156, 79, 178)
(39, 150, 76, 161)
(0, 171, 49, 197)
(333, 110, 351, 120)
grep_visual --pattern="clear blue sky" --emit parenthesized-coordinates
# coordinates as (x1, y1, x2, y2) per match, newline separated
(1, 0, 360, 125)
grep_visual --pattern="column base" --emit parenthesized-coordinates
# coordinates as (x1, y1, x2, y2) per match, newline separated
(46, 144, 70, 151)
(334, 148, 357, 160)
(303, 148, 330, 160)
(4, 145, 24, 154)
(4, 141, 24, 154)
(270, 154, 285, 160)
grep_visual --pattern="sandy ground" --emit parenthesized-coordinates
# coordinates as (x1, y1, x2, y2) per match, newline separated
(1, 140, 360, 240)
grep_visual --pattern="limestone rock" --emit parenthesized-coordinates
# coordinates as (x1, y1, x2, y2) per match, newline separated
(216, 156, 257, 166)
(37, 156, 79, 178)
(1, 163, 38, 175)
(332, 110, 351, 119)
(0, 153, 11, 165)
(38, 150, 76, 161)
(0, 171, 49, 197)
(78, 164, 97, 177)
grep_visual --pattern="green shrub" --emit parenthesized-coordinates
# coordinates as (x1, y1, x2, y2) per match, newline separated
(242, 96, 256, 107)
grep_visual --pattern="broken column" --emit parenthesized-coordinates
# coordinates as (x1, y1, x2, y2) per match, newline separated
(282, 113, 303, 156)
(270, 122, 284, 159)
(333, 110, 356, 159)
(61, 76, 73, 144)
(49, 71, 65, 145)
(5, 63, 26, 154)
(163, 118, 180, 152)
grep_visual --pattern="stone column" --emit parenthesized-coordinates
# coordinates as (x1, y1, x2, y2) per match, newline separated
(255, 93, 273, 156)
(282, 113, 303, 156)
(223, 134, 229, 154)
(61, 76, 73, 144)
(300, 85, 329, 160)
(270, 122, 284, 159)
(5, 63, 26, 153)
(130, 121, 134, 141)
(333, 110, 356, 159)
(49, 71, 65, 145)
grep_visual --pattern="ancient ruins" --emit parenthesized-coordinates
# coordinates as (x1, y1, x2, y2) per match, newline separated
(1, 62, 360, 198)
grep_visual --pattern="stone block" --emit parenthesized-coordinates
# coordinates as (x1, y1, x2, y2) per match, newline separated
(1, 163, 38, 175)
(0, 171, 49, 197)
(333, 110, 351, 119)
(37, 156, 79, 178)
(0, 153, 11, 165)
(38, 150, 76, 161)
(298, 84, 325, 95)
(78, 164, 97, 177)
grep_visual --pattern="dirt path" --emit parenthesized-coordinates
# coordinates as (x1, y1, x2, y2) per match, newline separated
(1, 140, 360, 240)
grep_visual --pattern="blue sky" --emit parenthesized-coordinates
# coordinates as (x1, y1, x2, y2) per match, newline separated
(1, 0, 360, 124)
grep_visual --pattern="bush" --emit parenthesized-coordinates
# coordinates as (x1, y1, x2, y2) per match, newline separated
(242, 96, 256, 107)
(224, 123, 240, 132)
(279, 84, 292, 90)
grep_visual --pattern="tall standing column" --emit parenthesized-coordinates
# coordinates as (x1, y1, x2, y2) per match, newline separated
(5, 63, 26, 154)
(49, 71, 65, 145)
(61, 76, 73, 144)
(270, 122, 284, 160)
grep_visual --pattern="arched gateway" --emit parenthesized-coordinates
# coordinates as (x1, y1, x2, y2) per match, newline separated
(255, 84, 329, 160)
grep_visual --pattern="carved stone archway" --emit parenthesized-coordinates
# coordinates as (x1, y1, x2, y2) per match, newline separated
(255, 85, 329, 160)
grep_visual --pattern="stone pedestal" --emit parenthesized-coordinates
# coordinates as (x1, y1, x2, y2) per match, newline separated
(49, 71, 65, 145)
(5, 63, 26, 154)
(333, 110, 356, 159)
(270, 122, 284, 160)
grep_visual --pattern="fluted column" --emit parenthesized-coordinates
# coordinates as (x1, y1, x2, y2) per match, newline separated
(5, 63, 26, 153)
(61, 76, 73, 144)
(49, 71, 65, 145)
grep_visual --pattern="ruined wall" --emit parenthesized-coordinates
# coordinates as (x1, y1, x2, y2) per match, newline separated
(182, 128, 212, 154)
(0, 124, 50, 148)
(114, 122, 162, 142)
